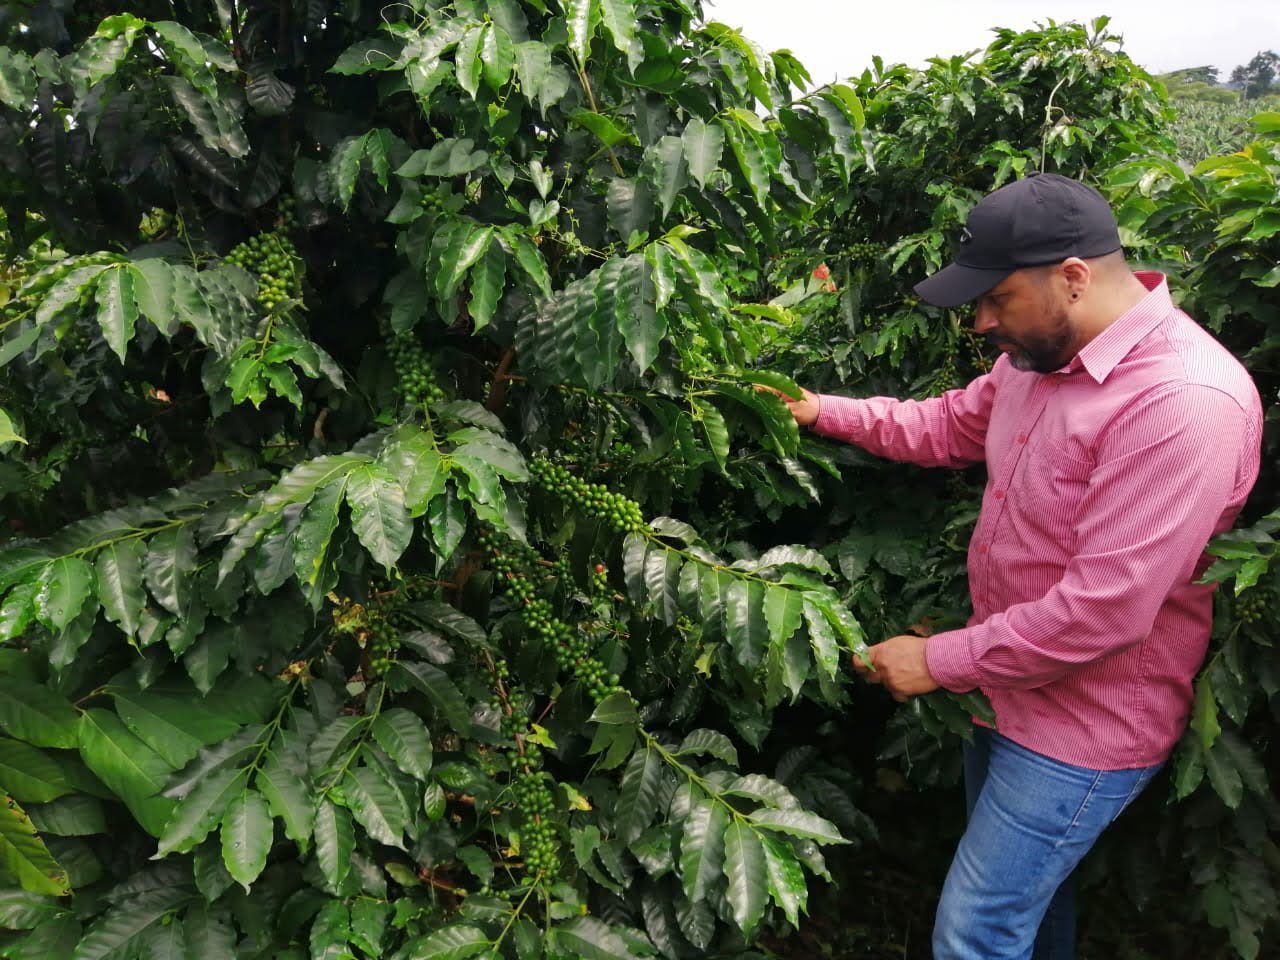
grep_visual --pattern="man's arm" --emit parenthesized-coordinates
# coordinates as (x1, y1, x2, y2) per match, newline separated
(794, 363, 1002, 469)
(925, 383, 1253, 692)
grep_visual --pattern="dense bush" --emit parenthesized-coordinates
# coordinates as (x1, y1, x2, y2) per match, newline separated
(0, 5, 1275, 959)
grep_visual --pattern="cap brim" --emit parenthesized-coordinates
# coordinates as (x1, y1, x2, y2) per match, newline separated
(913, 262, 1014, 308)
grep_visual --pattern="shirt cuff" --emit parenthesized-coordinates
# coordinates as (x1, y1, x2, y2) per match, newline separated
(925, 628, 981, 692)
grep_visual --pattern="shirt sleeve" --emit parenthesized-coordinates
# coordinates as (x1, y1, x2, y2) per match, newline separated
(925, 382, 1251, 691)
(810, 361, 1000, 468)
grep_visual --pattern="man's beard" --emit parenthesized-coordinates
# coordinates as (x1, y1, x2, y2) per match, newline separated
(987, 305, 1073, 374)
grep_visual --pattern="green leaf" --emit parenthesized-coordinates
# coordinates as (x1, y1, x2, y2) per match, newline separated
(330, 36, 405, 75)
(0, 48, 36, 112)
(802, 599, 840, 681)
(616, 745, 664, 843)
(0, 408, 25, 446)
(94, 266, 139, 361)
(760, 833, 807, 927)
(589, 692, 639, 725)
(506, 231, 553, 297)
(310, 899, 351, 960)
(647, 135, 687, 219)
(344, 766, 408, 849)
(468, 243, 507, 332)
(404, 923, 491, 959)
(35, 557, 96, 632)
(220, 790, 272, 889)
(0, 583, 39, 643)
(562, 0, 597, 66)
(94, 539, 145, 637)
(330, 136, 367, 212)
(396, 662, 472, 736)
(382, 430, 446, 517)
(736, 369, 805, 403)
(154, 767, 247, 858)
(256, 758, 314, 845)
(679, 798, 728, 901)
(722, 821, 768, 937)
(514, 42, 572, 116)
(426, 485, 467, 564)
(682, 118, 724, 189)
(293, 479, 347, 595)
(677, 729, 739, 766)
(144, 526, 197, 619)
(0, 679, 79, 749)
(72, 887, 192, 960)
(0, 742, 71, 808)
(35, 263, 112, 329)
(77, 710, 175, 836)
(314, 800, 353, 889)
(599, 0, 643, 73)
(454, 24, 484, 99)
(26, 796, 106, 837)
(436, 225, 494, 302)
(725, 580, 768, 669)
(570, 110, 636, 148)
(345, 464, 412, 573)
(128, 260, 177, 335)
(747, 808, 845, 844)
(1190, 674, 1221, 752)
(371, 709, 434, 781)
(397, 138, 489, 179)
(480, 23, 515, 92)
(553, 917, 632, 960)
(183, 903, 236, 960)
(0, 795, 70, 896)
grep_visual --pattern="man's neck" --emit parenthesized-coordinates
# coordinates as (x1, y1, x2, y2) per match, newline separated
(1072, 272, 1153, 350)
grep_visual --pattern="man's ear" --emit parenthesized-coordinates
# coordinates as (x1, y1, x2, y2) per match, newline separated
(1059, 257, 1091, 296)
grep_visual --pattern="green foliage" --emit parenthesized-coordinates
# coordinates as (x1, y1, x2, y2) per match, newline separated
(0, 5, 1275, 960)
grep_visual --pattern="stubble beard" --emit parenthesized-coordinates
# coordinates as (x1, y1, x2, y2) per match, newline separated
(991, 298, 1074, 374)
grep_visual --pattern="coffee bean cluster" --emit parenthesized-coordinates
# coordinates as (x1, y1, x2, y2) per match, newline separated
(387, 331, 446, 407)
(529, 458, 646, 535)
(513, 771, 560, 875)
(930, 344, 959, 395)
(591, 563, 610, 595)
(963, 330, 992, 373)
(1237, 586, 1274, 625)
(225, 225, 303, 313)
(477, 529, 627, 704)
(848, 241, 883, 264)
(329, 595, 397, 676)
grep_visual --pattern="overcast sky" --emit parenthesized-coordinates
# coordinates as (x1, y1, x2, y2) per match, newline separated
(705, 1, 1279, 90)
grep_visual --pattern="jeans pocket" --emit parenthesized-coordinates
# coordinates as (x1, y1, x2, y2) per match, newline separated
(1114, 763, 1163, 820)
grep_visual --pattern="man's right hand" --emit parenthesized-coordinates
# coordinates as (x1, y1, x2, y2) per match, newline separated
(757, 384, 821, 427)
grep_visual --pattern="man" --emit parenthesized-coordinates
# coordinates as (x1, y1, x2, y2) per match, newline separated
(779, 173, 1262, 959)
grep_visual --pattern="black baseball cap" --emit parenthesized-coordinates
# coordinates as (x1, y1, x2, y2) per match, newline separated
(913, 172, 1122, 308)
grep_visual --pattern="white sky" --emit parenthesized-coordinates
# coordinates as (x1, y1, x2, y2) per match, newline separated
(705, 0, 1279, 89)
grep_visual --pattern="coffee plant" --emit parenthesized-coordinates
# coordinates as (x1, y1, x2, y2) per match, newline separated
(0, 5, 1275, 959)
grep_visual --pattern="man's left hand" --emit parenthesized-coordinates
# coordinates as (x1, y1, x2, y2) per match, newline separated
(853, 634, 940, 701)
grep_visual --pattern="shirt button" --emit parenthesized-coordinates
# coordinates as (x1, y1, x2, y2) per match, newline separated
(1016, 434, 1028, 444)
(993, 489, 1006, 500)
(978, 545, 990, 555)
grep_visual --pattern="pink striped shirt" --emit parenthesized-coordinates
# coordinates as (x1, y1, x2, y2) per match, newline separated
(813, 272, 1262, 769)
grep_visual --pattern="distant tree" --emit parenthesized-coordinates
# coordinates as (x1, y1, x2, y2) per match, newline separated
(1164, 65, 1221, 85)
(1229, 50, 1280, 98)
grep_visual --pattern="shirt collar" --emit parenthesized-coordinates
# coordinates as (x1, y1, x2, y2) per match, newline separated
(1063, 271, 1173, 384)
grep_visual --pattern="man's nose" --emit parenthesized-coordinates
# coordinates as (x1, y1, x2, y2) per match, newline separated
(974, 301, 997, 335)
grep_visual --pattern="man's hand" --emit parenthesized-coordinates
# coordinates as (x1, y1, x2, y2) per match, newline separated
(755, 384, 821, 427)
(853, 634, 940, 701)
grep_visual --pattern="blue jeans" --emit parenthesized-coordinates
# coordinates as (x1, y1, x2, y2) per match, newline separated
(932, 728, 1161, 959)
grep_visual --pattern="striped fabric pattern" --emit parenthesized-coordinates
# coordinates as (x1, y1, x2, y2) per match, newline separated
(812, 272, 1263, 769)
